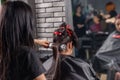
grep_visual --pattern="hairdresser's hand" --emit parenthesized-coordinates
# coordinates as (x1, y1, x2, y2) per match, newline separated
(34, 39, 49, 48)
(106, 17, 115, 23)
(61, 42, 73, 56)
(100, 12, 104, 16)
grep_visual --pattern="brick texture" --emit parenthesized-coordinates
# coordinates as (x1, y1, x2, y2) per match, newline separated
(35, 0, 66, 51)
(35, 0, 43, 3)
(46, 7, 63, 12)
(37, 13, 53, 18)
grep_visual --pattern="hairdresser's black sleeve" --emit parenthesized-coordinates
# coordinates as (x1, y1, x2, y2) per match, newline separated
(109, 10, 117, 18)
(27, 49, 46, 79)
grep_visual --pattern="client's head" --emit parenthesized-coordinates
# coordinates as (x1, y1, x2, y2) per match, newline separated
(93, 14, 103, 24)
(53, 22, 79, 55)
(105, 1, 116, 12)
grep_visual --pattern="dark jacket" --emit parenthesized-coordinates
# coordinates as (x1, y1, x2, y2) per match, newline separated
(73, 15, 86, 37)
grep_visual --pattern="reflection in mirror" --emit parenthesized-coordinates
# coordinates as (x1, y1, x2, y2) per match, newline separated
(71, 0, 120, 60)
(69, 0, 120, 80)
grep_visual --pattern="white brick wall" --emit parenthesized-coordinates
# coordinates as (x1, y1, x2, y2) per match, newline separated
(36, 9, 45, 13)
(36, 3, 52, 8)
(37, 13, 54, 18)
(37, 18, 46, 23)
(46, 7, 63, 12)
(46, 17, 62, 22)
(37, 33, 53, 38)
(35, 0, 66, 51)
(52, 2, 65, 7)
(54, 12, 65, 17)
(37, 23, 53, 28)
(35, 0, 43, 3)
(44, 0, 62, 2)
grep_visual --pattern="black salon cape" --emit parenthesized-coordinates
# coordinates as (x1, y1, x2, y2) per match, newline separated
(93, 31, 120, 73)
(44, 56, 98, 80)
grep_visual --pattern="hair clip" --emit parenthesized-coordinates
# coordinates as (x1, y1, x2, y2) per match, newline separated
(66, 25, 71, 29)
(67, 29, 72, 36)
(112, 34, 120, 39)
(54, 31, 62, 35)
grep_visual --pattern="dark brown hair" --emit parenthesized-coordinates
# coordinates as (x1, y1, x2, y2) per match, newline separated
(46, 22, 79, 80)
(53, 23, 79, 48)
(106, 1, 116, 12)
(0, 1, 34, 80)
(75, 4, 83, 14)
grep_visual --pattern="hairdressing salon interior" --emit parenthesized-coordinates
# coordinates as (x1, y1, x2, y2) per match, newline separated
(1, 0, 120, 80)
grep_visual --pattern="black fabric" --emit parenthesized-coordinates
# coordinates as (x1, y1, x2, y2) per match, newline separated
(93, 31, 120, 73)
(60, 56, 98, 80)
(109, 10, 117, 18)
(45, 56, 99, 80)
(73, 15, 86, 38)
(105, 23, 116, 33)
(105, 10, 117, 33)
(8, 46, 45, 80)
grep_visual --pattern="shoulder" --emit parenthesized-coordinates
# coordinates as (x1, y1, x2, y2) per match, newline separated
(61, 56, 88, 65)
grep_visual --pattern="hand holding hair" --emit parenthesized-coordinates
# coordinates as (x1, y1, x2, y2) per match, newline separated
(34, 39, 49, 48)
(106, 17, 115, 23)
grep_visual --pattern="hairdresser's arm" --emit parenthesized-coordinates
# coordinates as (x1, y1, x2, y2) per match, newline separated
(103, 14, 111, 19)
(34, 39, 49, 48)
(34, 74, 46, 80)
(106, 17, 115, 23)
(100, 12, 111, 19)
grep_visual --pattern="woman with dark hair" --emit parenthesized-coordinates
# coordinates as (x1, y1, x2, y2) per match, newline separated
(0, 1, 46, 80)
(45, 23, 98, 80)
(105, 2, 117, 18)
(100, 2, 117, 33)
(101, 1, 117, 19)
(73, 4, 86, 38)
(73, 4, 86, 60)
(90, 14, 103, 32)
(73, 4, 86, 58)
